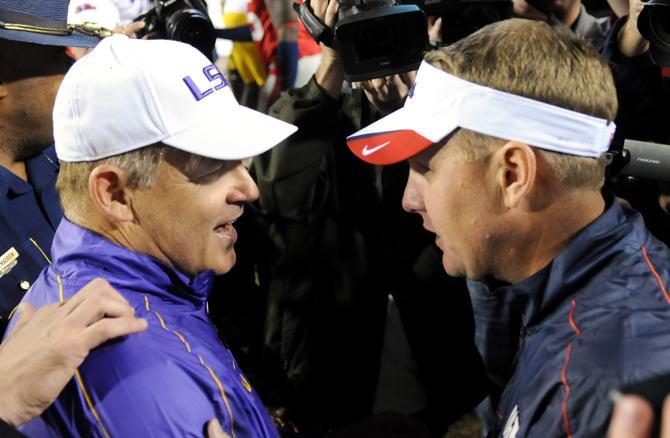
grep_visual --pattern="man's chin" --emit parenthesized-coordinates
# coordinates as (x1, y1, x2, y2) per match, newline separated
(209, 255, 237, 276)
(442, 258, 466, 279)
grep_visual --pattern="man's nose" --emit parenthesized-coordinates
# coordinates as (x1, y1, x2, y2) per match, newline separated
(402, 171, 424, 213)
(230, 164, 260, 203)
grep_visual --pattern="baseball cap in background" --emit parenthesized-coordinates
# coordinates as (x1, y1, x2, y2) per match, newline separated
(53, 35, 298, 162)
(0, 0, 103, 47)
(68, 0, 121, 31)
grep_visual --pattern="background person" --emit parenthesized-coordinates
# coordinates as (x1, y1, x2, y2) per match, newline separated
(0, 0, 104, 335)
(249, 0, 489, 434)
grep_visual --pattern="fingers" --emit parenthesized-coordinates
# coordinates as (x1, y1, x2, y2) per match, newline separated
(310, 0, 328, 21)
(64, 278, 132, 322)
(10, 303, 36, 333)
(207, 418, 231, 438)
(81, 314, 148, 351)
(324, 0, 339, 29)
(56, 278, 147, 349)
(399, 70, 417, 87)
(120, 21, 146, 38)
(389, 74, 409, 93)
(69, 293, 137, 327)
(609, 395, 654, 438)
(427, 16, 442, 44)
(62, 278, 114, 310)
(661, 395, 670, 438)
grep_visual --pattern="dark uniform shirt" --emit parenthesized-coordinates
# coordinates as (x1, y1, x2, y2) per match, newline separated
(0, 146, 61, 334)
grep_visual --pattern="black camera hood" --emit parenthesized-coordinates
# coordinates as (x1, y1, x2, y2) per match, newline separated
(295, 1, 427, 81)
(638, 0, 670, 67)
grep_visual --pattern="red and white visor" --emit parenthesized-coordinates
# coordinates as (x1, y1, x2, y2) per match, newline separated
(347, 61, 616, 165)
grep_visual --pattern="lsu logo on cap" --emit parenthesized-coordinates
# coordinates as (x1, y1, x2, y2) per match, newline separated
(183, 65, 229, 102)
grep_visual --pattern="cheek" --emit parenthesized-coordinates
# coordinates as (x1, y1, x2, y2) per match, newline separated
(423, 181, 454, 231)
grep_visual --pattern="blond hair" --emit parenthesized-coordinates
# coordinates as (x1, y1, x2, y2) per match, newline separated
(425, 19, 617, 190)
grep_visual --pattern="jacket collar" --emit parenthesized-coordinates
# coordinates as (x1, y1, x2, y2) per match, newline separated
(486, 200, 640, 329)
(51, 218, 214, 308)
(0, 146, 60, 197)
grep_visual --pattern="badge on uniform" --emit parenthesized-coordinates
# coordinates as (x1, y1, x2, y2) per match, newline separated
(0, 247, 19, 279)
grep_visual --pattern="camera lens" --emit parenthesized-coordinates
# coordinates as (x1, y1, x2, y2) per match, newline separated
(164, 8, 216, 58)
(650, 6, 670, 47)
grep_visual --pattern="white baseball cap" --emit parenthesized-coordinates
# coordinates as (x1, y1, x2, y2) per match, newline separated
(347, 61, 616, 165)
(54, 35, 297, 162)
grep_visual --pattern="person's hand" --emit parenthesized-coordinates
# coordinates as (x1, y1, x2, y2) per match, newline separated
(359, 70, 417, 116)
(207, 418, 232, 437)
(310, 0, 339, 58)
(312, 0, 344, 98)
(608, 0, 630, 18)
(608, 394, 670, 437)
(270, 406, 301, 435)
(67, 21, 147, 61)
(115, 20, 146, 38)
(0, 278, 147, 426)
(618, 0, 650, 57)
(427, 16, 443, 46)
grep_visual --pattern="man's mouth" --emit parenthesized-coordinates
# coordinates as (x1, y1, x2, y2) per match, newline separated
(214, 219, 238, 240)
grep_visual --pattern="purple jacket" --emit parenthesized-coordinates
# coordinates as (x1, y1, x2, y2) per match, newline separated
(8, 219, 278, 438)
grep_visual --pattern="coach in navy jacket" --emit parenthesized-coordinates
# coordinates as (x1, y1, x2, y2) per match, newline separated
(346, 19, 670, 437)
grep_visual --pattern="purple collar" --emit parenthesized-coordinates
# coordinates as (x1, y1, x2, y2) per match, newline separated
(51, 218, 214, 308)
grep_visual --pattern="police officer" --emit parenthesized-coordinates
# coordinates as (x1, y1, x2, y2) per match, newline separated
(0, 0, 105, 334)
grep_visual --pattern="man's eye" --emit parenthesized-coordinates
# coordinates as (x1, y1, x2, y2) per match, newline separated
(189, 166, 226, 184)
(411, 161, 430, 173)
(188, 161, 237, 184)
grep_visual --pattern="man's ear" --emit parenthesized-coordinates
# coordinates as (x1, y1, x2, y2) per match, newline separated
(493, 141, 537, 209)
(88, 164, 135, 222)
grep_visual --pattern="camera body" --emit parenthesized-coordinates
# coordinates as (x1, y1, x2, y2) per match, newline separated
(136, 0, 216, 60)
(336, 3, 428, 81)
(297, 0, 428, 81)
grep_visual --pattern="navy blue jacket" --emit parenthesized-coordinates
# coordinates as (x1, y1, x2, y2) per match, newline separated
(491, 201, 670, 437)
(0, 147, 61, 333)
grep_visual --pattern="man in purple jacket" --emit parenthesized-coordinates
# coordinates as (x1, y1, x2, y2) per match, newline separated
(7, 34, 296, 437)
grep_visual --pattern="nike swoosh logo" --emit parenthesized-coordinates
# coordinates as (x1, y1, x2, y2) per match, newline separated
(361, 141, 391, 156)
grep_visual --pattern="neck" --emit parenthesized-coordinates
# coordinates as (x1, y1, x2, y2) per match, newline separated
(497, 189, 605, 284)
(0, 147, 26, 181)
(76, 213, 174, 271)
